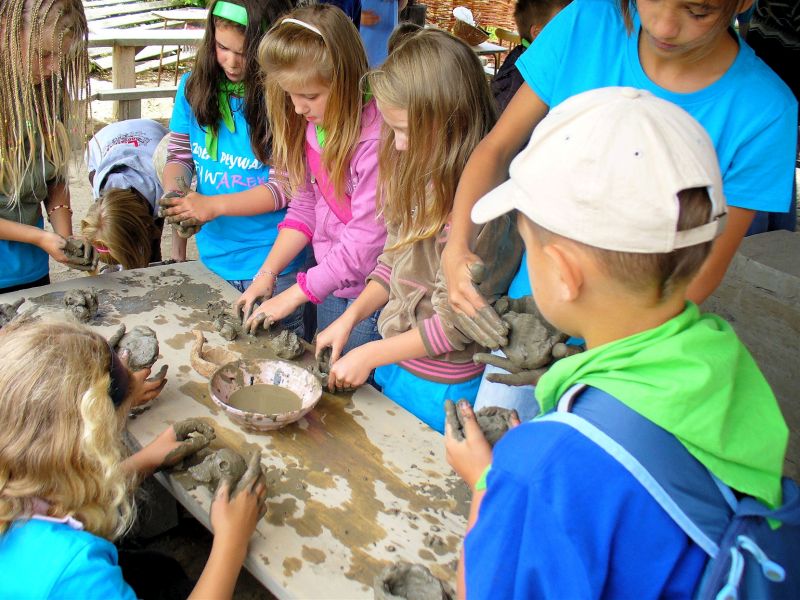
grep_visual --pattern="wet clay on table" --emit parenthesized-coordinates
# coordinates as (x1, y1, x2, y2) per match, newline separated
(374, 561, 454, 600)
(0, 298, 30, 328)
(207, 300, 243, 341)
(268, 329, 304, 360)
(63, 288, 98, 322)
(444, 400, 518, 447)
(189, 447, 247, 489)
(227, 384, 302, 414)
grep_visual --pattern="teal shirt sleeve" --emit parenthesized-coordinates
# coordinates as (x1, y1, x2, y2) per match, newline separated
(57, 536, 137, 600)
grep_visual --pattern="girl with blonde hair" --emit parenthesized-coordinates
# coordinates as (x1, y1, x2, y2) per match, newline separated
(237, 3, 387, 355)
(0, 320, 266, 598)
(0, 0, 91, 293)
(315, 29, 522, 432)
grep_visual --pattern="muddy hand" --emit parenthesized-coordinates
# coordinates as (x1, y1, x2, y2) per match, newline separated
(485, 367, 548, 387)
(246, 311, 273, 336)
(146, 364, 168, 386)
(472, 351, 520, 372)
(107, 324, 126, 349)
(444, 399, 464, 442)
(454, 305, 508, 349)
(63, 237, 98, 271)
(231, 452, 268, 519)
(176, 219, 201, 239)
(158, 190, 185, 219)
(160, 419, 216, 468)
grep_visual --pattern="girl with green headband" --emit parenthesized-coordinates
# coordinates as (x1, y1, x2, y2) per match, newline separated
(159, 0, 308, 336)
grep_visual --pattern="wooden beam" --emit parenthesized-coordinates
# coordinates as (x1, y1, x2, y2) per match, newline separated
(90, 85, 179, 102)
(111, 45, 138, 120)
(88, 28, 204, 48)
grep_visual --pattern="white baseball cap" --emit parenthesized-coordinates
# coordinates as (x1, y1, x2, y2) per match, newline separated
(472, 87, 727, 253)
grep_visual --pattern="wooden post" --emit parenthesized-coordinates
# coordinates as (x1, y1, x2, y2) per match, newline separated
(111, 45, 139, 120)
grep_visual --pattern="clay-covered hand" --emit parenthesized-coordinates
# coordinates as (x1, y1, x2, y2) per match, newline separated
(327, 345, 371, 392)
(159, 188, 202, 239)
(445, 400, 519, 447)
(230, 452, 268, 520)
(444, 400, 493, 488)
(156, 419, 216, 470)
(315, 316, 354, 366)
(441, 240, 490, 317)
(234, 276, 275, 326)
(209, 474, 266, 546)
(121, 351, 168, 408)
(374, 561, 455, 600)
(62, 237, 99, 271)
(243, 292, 296, 335)
(161, 191, 217, 225)
(451, 262, 507, 349)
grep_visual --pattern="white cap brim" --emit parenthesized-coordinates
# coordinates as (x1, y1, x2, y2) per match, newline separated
(471, 179, 524, 224)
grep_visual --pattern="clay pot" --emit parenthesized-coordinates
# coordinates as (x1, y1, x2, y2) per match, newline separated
(190, 330, 238, 379)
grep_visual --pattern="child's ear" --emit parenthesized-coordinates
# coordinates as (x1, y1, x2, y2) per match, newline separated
(543, 243, 583, 302)
(529, 24, 542, 41)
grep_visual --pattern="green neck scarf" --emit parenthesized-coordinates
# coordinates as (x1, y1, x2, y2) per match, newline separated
(314, 89, 373, 149)
(535, 303, 787, 508)
(206, 80, 245, 161)
(521, 38, 531, 48)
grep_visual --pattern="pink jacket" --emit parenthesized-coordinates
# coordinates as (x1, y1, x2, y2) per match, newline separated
(277, 100, 387, 303)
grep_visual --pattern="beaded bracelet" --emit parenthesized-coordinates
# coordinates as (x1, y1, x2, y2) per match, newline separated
(254, 269, 278, 283)
(47, 204, 73, 217)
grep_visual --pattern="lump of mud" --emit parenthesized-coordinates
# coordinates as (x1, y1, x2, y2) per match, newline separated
(117, 325, 159, 370)
(207, 300, 241, 341)
(445, 400, 518, 447)
(374, 561, 454, 600)
(269, 329, 304, 360)
(63, 288, 98, 322)
(188, 448, 247, 489)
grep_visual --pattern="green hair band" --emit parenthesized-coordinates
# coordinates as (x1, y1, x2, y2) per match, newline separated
(212, 1, 248, 27)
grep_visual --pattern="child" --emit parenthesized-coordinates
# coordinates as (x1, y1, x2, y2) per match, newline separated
(491, 0, 571, 113)
(0, 320, 266, 598)
(442, 0, 798, 317)
(159, 0, 306, 333)
(315, 29, 522, 433)
(82, 119, 168, 270)
(237, 4, 387, 353)
(445, 87, 788, 598)
(360, 0, 408, 67)
(0, 0, 91, 293)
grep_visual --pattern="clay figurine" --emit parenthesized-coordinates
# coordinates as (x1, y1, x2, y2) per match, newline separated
(190, 330, 239, 378)
(374, 561, 454, 600)
(473, 295, 581, 386)
(108, 324, 159, 371)
(444, 400, 519, 447)
(159, 419, 216, 469)
(62, 237, 99, 272)
(63, 288, 99, 322)
(207, 300, 243, 341)
(189, 448, 247, 488)
(268, 329, 304, 360)
(452, 262, 509, 350)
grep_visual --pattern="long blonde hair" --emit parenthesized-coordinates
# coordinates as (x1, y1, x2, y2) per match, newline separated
(259, 4, 368, 198)
(0, 321, 135, 540)
(0, 0, 90, 207)
(369, 29, 497, 249)
(81, 188, 158, 270)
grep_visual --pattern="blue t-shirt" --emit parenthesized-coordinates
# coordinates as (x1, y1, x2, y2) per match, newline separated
(0, 519, 136, 599)
(464, 419, 707, 598)
(360, 0, 398, 67)
(507, 0, 798, 296)
(170, 74, 301, 281)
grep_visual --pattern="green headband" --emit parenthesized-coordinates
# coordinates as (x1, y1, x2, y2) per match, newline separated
(212, 1, 248, 27)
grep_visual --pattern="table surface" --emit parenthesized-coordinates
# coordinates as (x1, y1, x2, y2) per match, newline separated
(0, 262, 469, 600)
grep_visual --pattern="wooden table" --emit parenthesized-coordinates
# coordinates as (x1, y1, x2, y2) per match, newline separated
(0, 262, 469, 599)
(151, 9, 209, 86)
(88, 28, 205, 120)
(472, 40, 508, 75)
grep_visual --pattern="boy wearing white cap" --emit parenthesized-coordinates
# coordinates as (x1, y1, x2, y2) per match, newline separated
(445, 87, 788, 599)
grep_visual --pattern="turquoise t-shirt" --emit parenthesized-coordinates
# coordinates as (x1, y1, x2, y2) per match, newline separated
(170, 74, 302, 281)
(0, 519, 136, 599)
(507, 0, 798, 296)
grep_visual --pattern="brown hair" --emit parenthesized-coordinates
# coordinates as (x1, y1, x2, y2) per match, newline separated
(514, 0, 572, 42)
(0, 0, 89, 206)
(0, 321, 135, 540)
(185, 0, 293, 164)
(369, 28, 497, 249)
(259, 3, 369, 198)
(387, 22, 422, 54)
(618, 0, 743, 40)
(534, 187, 714, 301)
(81, 188, 158, 270)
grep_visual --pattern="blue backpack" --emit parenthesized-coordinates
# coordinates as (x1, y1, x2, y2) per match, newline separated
(539, 384, 800, 600)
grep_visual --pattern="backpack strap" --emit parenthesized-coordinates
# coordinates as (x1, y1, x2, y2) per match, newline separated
(539, 384, 733, 557)
(305, 140, 353, 225)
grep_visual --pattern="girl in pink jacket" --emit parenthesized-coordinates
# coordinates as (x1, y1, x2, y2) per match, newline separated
(236, 4, 387, 351)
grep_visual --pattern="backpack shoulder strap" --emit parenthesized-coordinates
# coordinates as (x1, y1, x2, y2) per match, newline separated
(539, 384, 733, 557)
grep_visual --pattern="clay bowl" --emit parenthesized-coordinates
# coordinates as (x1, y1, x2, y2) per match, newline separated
(209, 359, 322, 432)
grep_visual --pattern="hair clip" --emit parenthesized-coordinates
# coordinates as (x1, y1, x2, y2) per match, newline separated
(281, 18, 323, 38)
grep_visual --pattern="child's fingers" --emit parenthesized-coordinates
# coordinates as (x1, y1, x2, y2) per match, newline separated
(146, 364, 169, 384)
(458, 400, 484, 440)
(444, 399, 463, 441)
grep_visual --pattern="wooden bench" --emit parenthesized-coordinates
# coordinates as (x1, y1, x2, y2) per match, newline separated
(90, 85, 178, 102)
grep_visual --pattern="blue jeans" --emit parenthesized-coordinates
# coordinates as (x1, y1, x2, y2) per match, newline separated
(315, 294, 381, 355)
(227, 271, 305, 338)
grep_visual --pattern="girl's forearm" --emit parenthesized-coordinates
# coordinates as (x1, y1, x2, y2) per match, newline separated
(162, 162, 193, 192)
(213, 184, 280, 218)
(362, 328, 426, 371)
(339, 280, 390, 327)
(259, 228, 309, 276)
(189, 535, 248, 600)
(45, 180, 73, 238)
(0, 217, 48, 246)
